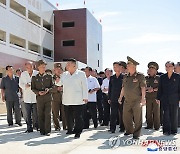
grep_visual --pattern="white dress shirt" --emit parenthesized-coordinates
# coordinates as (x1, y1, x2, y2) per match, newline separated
(101, 78, 110, 94)
(19, 70, 38, 103)
(56, 70, 88, 106)
(87, 75, 100, 102)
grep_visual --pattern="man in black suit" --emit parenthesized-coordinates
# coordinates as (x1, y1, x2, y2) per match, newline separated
(157, 61, 180, 135)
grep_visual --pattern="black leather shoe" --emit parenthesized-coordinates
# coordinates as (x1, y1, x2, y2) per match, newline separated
(108, 130, 115, 133)
(171, 132, 177, 135)
(74, 133, 80, 139)
(124, 132, 131, 136)
(133, 136, 139, 140)
(145, 126, 152, 129)
(154, 128, 159, 131)
(94, 123, 98, 128)
(55, 128, 61, 131)
(163, 132, 170, 136)
(110, 131, 115, 134)
(40, 132, 45, 135)
(8, 124, 13, 127)
(66, 131, 74, 134)
(17, 123, 22, 126)
(25, 130, 33, 133)
(119, 129, 125, 132)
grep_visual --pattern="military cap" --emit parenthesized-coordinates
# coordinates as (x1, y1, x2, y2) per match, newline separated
(119, 61, 127, 69)
(148, 62, 159, 70)
(176, 62, 180, 66)
(54, 63, 62, 68)
(127, 56, 139, 66)
(36, 59, 47, 67)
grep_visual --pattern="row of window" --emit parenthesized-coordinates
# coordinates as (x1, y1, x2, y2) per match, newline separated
(0, 0, 53, 32)
(0, 29, 52, 57)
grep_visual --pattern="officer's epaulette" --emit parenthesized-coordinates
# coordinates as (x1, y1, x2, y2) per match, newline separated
(123, 73, 128, 79)
(137, 72, 144, 75)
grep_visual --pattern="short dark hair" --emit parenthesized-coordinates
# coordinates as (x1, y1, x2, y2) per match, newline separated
(81, 68, 85, 71)
(66, 58, 77, 64)
(85, 66, 93, 72)
(113, 61, 120, 66)
(45, 69, 52, 74)
(16, 69, 21, 73)
(176, 62, 180, 66)
(99, 71, 105, 75)
(104, 68, 113, 72)
(6, 65, 13, 70)
(165, 61, 174, 66)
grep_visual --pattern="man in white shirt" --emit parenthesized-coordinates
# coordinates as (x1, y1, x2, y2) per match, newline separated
(101, 68, 113, 126)
(19, 62, 38, 133)
(56, 58, 88, 139)
(84, 67, 100, 129)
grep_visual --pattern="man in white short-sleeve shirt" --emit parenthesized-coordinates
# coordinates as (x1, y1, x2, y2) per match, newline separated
(19, 61, 39, 133)
(84, 67, 100, 129)
(100, 68, 113, 126)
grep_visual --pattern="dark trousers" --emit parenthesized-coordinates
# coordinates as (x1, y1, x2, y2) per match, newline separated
(160, 103, 164, 126)
(24, 103, 38, 131)
(84, 102, 98, 128)
(37, 101, 51, 134)
(163, 103, 178, 134)
(146, 98, 160, 129)
(110, 101, 124, 131)
(178, 108, 180, 127)
(6, 101, 21, 125)
(96, 99, 104, 123)
(102, 94, 110, 125)
(64, 105, 84, 134)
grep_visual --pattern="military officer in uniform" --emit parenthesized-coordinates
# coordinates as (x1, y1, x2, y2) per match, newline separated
(119, 56, 146, 139)
(31, 60, 53, 136)
(52, 63, 67, 131)
(145, 62, 160, 130)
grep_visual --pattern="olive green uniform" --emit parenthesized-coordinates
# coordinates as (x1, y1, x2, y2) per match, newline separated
(31, 73, 53, 135)
(145, 75, 160, 129)
(52, 74, 67, 130)
(123, 72, 146, 137)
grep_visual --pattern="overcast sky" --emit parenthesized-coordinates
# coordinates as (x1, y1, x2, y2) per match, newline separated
(51, 0, 180, 74)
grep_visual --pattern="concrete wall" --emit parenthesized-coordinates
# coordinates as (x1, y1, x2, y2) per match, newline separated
(86, 9, 102, 71)
(0, 0, 55, 71)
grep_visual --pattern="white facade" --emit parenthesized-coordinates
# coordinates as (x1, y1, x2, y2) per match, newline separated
(0, 0, 55, 65)
(86, 9, 103, 71)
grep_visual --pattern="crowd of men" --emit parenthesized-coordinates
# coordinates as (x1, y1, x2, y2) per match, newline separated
(0, 57, 180, 139)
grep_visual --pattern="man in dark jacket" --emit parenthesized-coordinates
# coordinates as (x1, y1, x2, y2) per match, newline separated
(1, 65, 21, 126)
(157, 61, 180, 135)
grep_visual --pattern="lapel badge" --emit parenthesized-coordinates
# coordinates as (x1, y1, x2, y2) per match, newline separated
(133, 78, 138, 82)
(154, 80, 158, 83)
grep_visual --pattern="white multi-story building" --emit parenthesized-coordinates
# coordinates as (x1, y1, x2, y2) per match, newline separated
(0, 0, 55, 75)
